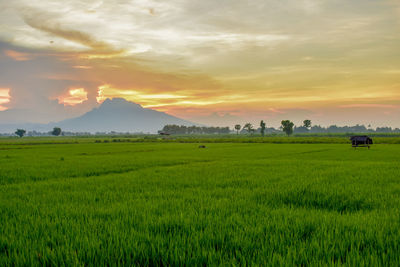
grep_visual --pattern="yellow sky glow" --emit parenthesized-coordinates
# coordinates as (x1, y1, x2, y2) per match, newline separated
(58, 88, 88, 106)
(0, 88, 11, 111)
(1, 0, 400, 126)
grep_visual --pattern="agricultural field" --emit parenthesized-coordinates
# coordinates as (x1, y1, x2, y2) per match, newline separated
(1, 138, 400, 265)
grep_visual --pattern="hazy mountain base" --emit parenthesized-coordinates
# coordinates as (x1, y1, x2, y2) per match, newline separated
(1, 99, 399, 135)
(0, 98, 198, 134)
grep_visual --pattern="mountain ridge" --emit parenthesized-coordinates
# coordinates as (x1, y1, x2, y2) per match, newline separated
(0, 98, 199, 133)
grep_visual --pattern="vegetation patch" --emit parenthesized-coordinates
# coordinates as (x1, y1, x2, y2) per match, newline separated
(275, 188, 374, 213)
(0, 140, 399, 265)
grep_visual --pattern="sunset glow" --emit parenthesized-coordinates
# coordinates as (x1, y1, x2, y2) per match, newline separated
(0, 88, 11, 111)
(0, 0, 400, 127)
(4, 49, 33, 61)
(58, 88, 88, 106)
(96, 84, 238, 109)
(96, 84, 188, 106)
(2, 2, 400, 266)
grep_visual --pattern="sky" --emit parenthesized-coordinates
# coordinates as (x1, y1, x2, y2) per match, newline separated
(0, 0, 400, 128)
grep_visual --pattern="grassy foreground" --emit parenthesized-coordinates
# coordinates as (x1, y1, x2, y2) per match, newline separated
(1, 139, 400, 265)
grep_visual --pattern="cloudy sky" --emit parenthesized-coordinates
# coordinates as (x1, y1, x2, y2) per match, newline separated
(0, 0, 400, 127)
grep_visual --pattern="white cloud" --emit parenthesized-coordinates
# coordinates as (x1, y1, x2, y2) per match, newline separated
(0, 0, 399, 127)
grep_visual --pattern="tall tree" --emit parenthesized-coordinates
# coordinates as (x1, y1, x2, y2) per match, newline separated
(234, 124, 241, 135)
(52, 127, 62, 136)
(15, 129, 26, 138)
(244, 123, 253, 134)
(303, 119, 312, 129)
(281, 120, 294, 136)
(260, 120, 266, 136)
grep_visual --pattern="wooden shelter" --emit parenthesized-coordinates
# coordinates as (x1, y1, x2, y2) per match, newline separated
(350, 136, 373, 149)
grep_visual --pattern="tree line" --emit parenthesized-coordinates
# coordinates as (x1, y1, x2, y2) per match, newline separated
(233, 120, 297, 136)
(235, 120, 400, 136)
(9, 121, 400, 138)
(162, 120, 400, 136)
(160, 125, 230, 135)
(14, 127, 62, 138)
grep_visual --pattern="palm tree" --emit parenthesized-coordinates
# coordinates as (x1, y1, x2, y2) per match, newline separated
(234, 124, 241, 135)
(260, 120, 266, 136)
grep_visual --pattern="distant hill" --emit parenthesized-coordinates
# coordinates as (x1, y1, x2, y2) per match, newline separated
(0, 98, 198, 133)
(49, 98, 198, 133)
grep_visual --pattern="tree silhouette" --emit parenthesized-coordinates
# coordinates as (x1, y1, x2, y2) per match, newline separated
(260, 120, 266, 136)
(52, 127, 62, 136)
(234, 124, 241, 135)
(281, 120, 294, 136)
(303, 119, 312, 129)
(15, 129, 26, 138)
(244, 123, 253, 134)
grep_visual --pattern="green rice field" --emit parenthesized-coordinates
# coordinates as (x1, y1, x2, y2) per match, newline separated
(1, 137, 400, 265)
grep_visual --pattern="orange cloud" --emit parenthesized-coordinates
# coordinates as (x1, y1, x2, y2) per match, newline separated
(58, 88, 88, 106)
(0, 88, 11, 111)
(4, 50, 33, 61)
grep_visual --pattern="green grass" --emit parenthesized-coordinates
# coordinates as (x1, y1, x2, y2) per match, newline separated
(1, 139, 400, 265)
(2, 134, 400, 145)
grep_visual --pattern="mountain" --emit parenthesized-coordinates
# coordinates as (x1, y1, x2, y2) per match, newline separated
(49, 98, 197, 133)
(0, 98, 199, 133)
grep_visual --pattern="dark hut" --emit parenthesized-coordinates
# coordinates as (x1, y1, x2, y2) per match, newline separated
(350, 136, 373, 149)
